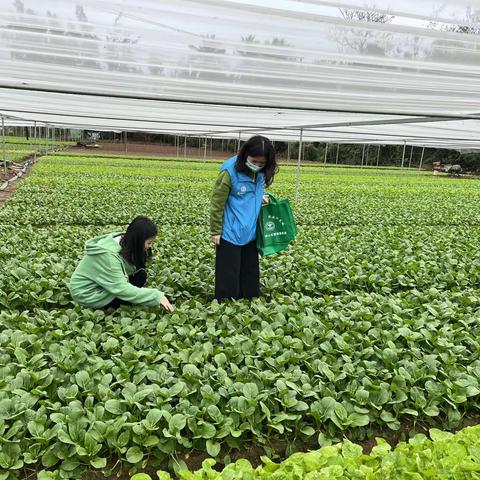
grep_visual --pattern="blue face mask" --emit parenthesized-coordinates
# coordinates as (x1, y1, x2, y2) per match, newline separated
(246, 160, 263, 173)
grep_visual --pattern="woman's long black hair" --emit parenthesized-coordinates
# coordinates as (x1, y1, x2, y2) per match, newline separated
(119, 216, 157, 269)
(236, 135, 278, 187)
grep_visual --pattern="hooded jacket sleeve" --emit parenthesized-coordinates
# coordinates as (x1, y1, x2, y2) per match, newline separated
(210, 170, 231, 236)
(94, 252, 165, 306)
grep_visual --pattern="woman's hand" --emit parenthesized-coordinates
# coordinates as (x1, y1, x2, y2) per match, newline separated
(211, 235, 221, 246)
(262, 195, 269, 205)
(161, 296, 175, 312)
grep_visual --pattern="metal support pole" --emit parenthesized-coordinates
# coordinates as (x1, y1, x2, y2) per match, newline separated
(324, 143, 328, 167)
(124, 131, 128, 154)
(408, 145, 414, 168)
(336, 144, 339, 165)
(419, 146, 425, 169)
(184, 136, 187, 158)
(401, 141, 406, 169)
(237, 131, 241, 152)
(287, 142, 291, 164)
(28, 124, 32, 160)
(2, 116, 6, 176)
(204, 137, 207, 161)
(295, 129, 303, 204)
(210, 136, 213, 157)
(361, 144, 366, 167)
(33, 121, 37, 162)
(176, 136, 179, 158)
(45, 124, 48, 155)
(365, 145, 370, 166)
(376, 145, 380, 167)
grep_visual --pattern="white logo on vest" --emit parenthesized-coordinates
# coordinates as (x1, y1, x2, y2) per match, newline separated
(237, 185, 247, 196)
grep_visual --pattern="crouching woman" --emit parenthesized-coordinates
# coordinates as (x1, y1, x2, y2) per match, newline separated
(69, 216, 174, 311)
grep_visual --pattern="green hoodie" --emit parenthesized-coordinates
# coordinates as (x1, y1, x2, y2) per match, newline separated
(69, 232, 164, 308)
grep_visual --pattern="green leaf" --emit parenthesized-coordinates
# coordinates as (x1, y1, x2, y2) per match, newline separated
(60, 459, 80, 471)
(349, 413, 370, 427)
(169, 414, 186, 433)
(145, 409, 163, 427)
(90, 457, 107, 469)
(41, 449, 58, 468)
(126, 446, 144, 464)
(0, 443, 22, 469)
(429, 429, 454, 442)
(75, 370, 90, 389)
(156, 472, 173, 480)
(206, 439, 221, 457)
(105, 399, 123, 415)
(38, 471, 59, 480)
(300, 426, 316, 437)
(242, 383, 259, 400)
(341, 440, 363, 459)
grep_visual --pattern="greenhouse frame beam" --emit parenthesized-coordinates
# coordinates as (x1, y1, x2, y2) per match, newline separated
(2, 85, 480, 122)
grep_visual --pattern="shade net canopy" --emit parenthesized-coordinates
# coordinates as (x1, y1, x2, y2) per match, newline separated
(1, 0, 479, 149)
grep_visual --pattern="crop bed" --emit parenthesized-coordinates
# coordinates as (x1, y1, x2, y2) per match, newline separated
(0, 153, 479, 478)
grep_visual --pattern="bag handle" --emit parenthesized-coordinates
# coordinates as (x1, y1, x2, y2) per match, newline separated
(263, 192, 278, 204)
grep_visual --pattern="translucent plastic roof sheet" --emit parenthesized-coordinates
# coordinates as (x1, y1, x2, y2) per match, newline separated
(1, 0, 480, 148)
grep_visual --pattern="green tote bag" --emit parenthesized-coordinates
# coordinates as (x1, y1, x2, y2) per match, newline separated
(256, 194, 298, 256)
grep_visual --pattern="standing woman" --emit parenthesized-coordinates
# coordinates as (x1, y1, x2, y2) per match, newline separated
(69, 216, 174, 311)
(210, 135, 278, 301)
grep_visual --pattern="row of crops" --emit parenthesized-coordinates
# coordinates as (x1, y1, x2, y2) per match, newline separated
(148, 424, 480, 479)
(1, 152, 480, 478)
(0, 137, 74, 165)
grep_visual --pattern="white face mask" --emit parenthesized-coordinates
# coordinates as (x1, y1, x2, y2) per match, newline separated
(246, 160, 263, 173)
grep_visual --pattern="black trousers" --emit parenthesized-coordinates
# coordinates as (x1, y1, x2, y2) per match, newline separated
(215, 239, 260, 301)
(104, 270, 147, 309)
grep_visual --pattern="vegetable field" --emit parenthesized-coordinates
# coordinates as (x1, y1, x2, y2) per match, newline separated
(1, 137, 74, 166)
(1, 153, 480, 479)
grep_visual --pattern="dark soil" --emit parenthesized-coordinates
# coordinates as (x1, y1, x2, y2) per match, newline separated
(66, 141, 234, 160)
